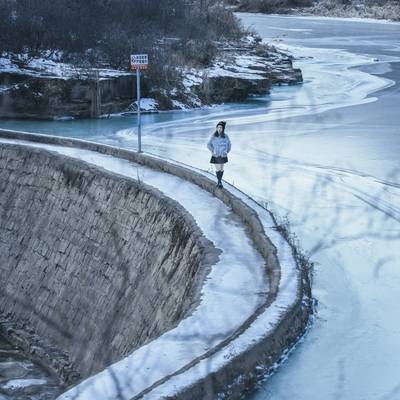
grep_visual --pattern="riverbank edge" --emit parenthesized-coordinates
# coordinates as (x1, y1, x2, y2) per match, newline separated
(233, 6, 400, 22)
(0, 128, 313, 399)
(0, 37, 303, 120)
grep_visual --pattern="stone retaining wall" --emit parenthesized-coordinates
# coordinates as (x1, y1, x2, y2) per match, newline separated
(0, 142, 216, 384)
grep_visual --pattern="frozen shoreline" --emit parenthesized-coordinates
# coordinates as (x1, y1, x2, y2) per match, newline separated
(268, 13, 400, 24)
(236, 13, 399, 123)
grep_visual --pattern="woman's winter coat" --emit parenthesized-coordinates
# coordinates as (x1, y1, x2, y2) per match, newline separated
(207, 134, 231, 157)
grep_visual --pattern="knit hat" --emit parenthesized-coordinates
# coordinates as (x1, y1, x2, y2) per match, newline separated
(216, 121, 226, 129)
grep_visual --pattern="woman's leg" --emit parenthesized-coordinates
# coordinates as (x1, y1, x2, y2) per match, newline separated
(215, 164, 224, 187)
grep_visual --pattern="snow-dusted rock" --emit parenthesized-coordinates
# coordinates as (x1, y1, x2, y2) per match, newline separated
(0, 55, 135, 119)
(172, 39, 302, 107)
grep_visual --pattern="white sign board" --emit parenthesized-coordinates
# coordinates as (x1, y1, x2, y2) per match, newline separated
(130, 54, 148, 70)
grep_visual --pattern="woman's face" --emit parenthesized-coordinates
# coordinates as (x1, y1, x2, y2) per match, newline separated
(217, 125, 223, 134)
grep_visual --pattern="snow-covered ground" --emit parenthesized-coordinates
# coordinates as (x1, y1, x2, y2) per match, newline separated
(2, 378, 47, 390)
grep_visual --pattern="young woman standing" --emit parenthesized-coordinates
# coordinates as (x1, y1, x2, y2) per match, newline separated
(207, 121, 231, 188)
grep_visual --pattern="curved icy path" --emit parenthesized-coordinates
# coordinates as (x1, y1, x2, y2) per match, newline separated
(0, 138, 269, 399)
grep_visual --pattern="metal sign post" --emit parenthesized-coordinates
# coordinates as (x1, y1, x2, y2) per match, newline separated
(136, 67, 141, 153)
(130, 54, 148, 153)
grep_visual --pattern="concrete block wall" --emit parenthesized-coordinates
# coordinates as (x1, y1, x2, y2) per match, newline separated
(0, 143, 214, 384)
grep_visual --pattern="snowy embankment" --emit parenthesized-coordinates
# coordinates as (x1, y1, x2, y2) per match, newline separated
(0, 129, 311, 399)
(170, 36, 302, 110)
(0, 37, 302, 119)
(231, 1, 400, 22)
(0, 51, 132, 80)
(294, 2, 400, 22)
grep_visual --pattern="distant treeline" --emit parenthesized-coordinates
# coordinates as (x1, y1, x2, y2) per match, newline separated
(0, 0, 245, 70)
(226, 0, 313, 12)
(227, 0, 400, 19)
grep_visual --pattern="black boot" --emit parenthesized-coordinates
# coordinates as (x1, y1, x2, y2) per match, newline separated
(216, 171, 223, 188)
(216, 171, 221, 188)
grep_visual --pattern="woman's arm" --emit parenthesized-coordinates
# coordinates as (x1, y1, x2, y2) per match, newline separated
(226, 135, 231, 153)
(207, 135, 214, 153)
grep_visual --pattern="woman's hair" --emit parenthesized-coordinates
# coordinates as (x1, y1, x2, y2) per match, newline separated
(214, 130, 226, 138)
(214, 121, 226, 137)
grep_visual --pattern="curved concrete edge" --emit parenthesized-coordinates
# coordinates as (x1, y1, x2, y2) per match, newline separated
(0, 128, 313, 399)
(140, 161, 313, 399)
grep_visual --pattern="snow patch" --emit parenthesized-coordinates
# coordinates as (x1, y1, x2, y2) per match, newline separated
(182, 69, 203, 89)
(53, 116, 75, 121)
(0, 54, 132, 80)
(2, 378, 47, 390)
(131, 98, 159, 112)
(234, 54, 268, 68)
(171, 99, 190, 110)
(205, 65, 266, 80)
(0, 85, 13, 93)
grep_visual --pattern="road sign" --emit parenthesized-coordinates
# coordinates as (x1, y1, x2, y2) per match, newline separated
(130, 54, 149, 153)
(130, 54, 148, 71)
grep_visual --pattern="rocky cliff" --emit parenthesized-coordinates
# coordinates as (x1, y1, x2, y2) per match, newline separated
(0, 69, 136, 119)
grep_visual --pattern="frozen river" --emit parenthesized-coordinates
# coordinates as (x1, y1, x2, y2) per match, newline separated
(1, 14, 400, 400)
